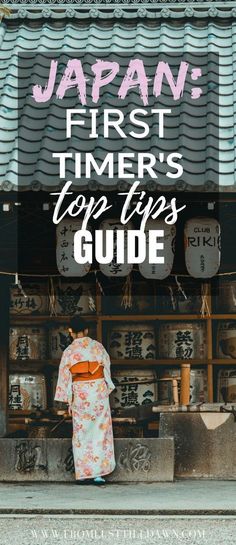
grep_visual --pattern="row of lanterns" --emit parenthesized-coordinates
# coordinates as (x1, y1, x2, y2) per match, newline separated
(8, 368, 236, 411)
(56, 217, 221, 279)
(9, 321, 236, 361)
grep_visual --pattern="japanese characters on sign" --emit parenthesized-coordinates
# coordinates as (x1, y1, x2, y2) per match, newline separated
(99, 220, 133, 277)
(9, 327, 47, 360)
(110, 369, 158, 409)
(159, 322, 207, 359)
(10, 285, 48, 315)
(139, 219, 176, 279)
(56, 219, 91, 277)
(109, 324, 156, 360)
(184, 217, 221, 278)
(9, 374, 47, 410)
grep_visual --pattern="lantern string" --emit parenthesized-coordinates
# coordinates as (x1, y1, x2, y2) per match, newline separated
(1, 269, 236, 279)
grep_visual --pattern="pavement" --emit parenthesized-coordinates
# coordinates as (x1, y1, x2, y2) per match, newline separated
(0, 481, 235, 515)
(1, 515, 236, 545)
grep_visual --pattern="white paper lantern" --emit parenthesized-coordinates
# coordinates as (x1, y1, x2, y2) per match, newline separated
(139, 219, 176, 279)
(56, 219, 91, 277)
(184, 217, 221, 278)
(99, 219, 133, 277)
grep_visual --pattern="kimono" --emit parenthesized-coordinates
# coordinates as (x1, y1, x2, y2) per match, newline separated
(54, 336, 116, 480)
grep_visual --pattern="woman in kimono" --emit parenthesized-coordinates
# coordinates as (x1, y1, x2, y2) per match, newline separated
(54, 316, 116, 484)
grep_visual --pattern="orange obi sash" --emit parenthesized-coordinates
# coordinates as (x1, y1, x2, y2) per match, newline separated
(69, 361, 104, 382)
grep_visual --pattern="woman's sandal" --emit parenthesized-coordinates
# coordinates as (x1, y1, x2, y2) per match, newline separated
(93, 476, 106, 485)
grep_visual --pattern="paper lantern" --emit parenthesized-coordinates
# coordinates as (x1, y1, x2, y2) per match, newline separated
(99, 219, 133, 277)
(139, 219, 176, 279)
(184, 217, 221, 278)
(56, 219, 91, 277)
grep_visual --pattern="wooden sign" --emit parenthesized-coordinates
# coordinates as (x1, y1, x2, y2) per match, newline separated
(184, 217, 221, 278)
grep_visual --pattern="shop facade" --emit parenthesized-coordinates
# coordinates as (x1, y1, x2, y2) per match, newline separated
(1, 0, 236, 480)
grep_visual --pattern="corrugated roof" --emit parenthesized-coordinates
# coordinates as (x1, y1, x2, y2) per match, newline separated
(0, 10, 235, 191)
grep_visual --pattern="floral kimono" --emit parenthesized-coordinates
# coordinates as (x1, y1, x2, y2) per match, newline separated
(54, 336, 116, 480)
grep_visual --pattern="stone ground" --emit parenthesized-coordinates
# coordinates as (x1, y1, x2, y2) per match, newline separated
(1, 481, 236, 545)
(0, 481, 236, 514)
(0, 515, 236, 545)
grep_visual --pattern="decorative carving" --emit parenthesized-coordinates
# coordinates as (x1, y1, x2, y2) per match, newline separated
(64, 446, 75, 472)
(118, 442, 151, 472)
(15, 442, 47, 472)
(4, 0, 234, 4)
(4, 2, 234, 21)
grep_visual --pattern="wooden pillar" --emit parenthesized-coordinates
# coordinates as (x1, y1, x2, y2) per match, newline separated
(172, 378, 179, 405)
(180, 363, 190, 405)
(0, 276, 10, 437)
(206, 283, 213, 403)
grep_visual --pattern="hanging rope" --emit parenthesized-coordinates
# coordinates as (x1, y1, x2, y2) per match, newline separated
(49, 277, 57, 317)
(121, 274, 132, 309)
(168, 285, 176, 311)
(2, 269, 236, 279)
(94, 270, 104, 295)
(200, 283, 211, 317)
(175, 275, 187, 299)
(14, 273, 28, 299)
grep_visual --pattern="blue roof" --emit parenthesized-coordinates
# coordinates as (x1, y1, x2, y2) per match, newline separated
(0, 6, 235, 191)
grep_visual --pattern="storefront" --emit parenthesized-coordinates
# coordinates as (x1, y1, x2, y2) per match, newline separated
(1, 0, 236, 479)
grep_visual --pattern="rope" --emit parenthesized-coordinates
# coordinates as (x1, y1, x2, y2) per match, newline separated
(1, 269, 236, 279)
